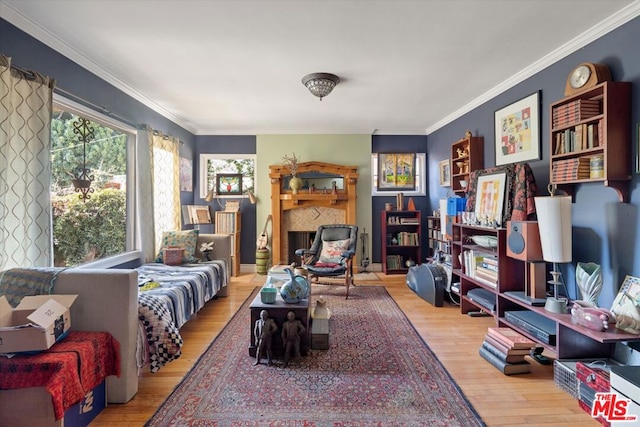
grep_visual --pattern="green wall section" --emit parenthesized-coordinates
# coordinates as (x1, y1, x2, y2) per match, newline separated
(256, 134, 372, 262)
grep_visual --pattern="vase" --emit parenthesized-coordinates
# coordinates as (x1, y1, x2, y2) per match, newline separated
(280, 267, 306, 303)
(575, 262, 603, 307)
(289, 176, 303, 194)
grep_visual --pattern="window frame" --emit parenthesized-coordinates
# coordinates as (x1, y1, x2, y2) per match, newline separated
(199, 153, 257, 200)
(52, 94, 138, 263)
(371, 152, 426, 196)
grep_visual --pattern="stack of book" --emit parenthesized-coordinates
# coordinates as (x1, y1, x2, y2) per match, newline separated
(552, 157, 591, 182)
(479, 327, 536, 375)
(552, 99, 601, 127)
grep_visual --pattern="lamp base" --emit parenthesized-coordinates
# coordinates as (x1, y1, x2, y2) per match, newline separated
(544, 297, 569, 314)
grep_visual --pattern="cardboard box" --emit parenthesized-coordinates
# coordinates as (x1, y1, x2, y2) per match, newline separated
(0, 294, 77, 354)
(0, 380, 106, 427)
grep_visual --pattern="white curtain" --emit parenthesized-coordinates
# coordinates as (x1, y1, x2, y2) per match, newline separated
(136, 125, 180, 262)
(0, 55, 55, 269)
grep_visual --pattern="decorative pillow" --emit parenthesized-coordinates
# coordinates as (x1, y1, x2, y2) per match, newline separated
(319, 238, 351, 264)
(155, 229, 199, 264)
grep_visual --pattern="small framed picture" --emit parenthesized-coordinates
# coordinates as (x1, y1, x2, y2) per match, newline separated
(439, 159, 450, 187)
(216, 173, 243, 196)
(473, 171, 508, 225)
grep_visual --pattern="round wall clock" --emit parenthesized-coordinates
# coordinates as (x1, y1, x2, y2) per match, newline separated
(564, 62, 611, 96)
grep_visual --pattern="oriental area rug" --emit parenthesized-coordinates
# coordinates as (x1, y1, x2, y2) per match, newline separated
(146, 285, 485, 426)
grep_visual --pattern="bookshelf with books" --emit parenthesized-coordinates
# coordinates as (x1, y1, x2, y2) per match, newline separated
(214, 211, 241, 276)
(549, 81, 631, 202)
(381, 210, 421, 274)
(450, 223, 522, 317)
(426, 215, 450, 262)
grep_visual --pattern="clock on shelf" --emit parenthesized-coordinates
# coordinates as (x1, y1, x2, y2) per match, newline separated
(564, 62, 611, 96)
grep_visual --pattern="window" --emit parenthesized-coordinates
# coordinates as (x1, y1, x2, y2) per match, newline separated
(51, 96, 136, 267)
(199, 154, 256, 200)
(371, 153, 426, 196)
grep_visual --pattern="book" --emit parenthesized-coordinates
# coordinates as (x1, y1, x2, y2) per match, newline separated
(479, 346, 531, 375)
(481, 339, 528, 364)
(486, 327, 536, 349)
(483, 334, 532, 356)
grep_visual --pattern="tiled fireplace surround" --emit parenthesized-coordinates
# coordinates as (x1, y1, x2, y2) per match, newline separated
(282, 207, 345, 264)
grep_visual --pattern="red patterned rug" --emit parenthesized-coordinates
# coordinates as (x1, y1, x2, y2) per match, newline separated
(146, 285, 485, 426)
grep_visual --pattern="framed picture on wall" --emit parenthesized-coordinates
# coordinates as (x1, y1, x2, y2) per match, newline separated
(494, 91, 541, 166)
(216, 173, 243, 196)
(439, 159, 450, 187)
(377, 153, 416, 191)
(473, 171, 508, 226)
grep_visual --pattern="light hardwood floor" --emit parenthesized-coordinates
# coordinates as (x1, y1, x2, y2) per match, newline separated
(92, 272, 598, 426)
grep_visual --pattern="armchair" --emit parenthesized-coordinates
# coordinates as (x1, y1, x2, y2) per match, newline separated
(295, 224, 358, 299)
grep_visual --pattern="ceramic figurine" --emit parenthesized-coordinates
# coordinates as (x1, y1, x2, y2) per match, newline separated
(281, 310, 305, 368)
(253, 309, 278, 365)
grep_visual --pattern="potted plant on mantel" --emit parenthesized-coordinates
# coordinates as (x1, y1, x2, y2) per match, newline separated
(282, 153, 302, 194)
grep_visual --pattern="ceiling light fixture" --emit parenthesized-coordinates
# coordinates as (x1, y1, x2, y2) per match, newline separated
(302, 72, 340, 100)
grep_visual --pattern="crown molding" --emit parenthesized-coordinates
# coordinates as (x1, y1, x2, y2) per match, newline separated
(426, 1, 640, 135)
(0, 1, 197, 134)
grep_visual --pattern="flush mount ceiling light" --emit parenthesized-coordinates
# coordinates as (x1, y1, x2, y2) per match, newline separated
(302, 72, 340, 100)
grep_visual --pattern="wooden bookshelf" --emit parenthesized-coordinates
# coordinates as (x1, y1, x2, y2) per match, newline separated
(214, 211, 240, 276)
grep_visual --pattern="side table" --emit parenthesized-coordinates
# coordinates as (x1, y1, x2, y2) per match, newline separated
(249, 291, 309, 358)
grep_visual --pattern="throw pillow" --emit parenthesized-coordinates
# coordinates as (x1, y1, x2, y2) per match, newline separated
(318, 238, 351, 264)
(155, 229, 199, 264)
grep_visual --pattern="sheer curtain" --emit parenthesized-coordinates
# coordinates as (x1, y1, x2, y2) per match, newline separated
(136, 125, 181, 261)
(0, 55, 55, 269)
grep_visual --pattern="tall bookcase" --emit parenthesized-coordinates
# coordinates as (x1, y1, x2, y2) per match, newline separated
(549, 81, 631, 202)
(215, 211, 241, 276)
(381, 210, 421, 274)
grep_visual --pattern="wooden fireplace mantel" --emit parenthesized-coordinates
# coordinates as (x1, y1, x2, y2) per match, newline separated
(269, 161, 359, 265)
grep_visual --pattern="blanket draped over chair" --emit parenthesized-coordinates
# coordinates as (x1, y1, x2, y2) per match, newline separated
(0, 267, 64, 306)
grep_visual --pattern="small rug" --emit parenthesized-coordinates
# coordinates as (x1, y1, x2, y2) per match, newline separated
(146, 285, 485, 426)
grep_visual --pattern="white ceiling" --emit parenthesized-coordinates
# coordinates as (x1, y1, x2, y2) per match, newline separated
(2, 0, 639, 135)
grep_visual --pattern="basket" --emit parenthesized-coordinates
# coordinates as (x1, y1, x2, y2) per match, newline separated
(163, 246, 184, 265)
(554, 360, 579, 399)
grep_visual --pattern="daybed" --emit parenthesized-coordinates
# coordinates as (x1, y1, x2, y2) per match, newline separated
(0, 233, 231, 414)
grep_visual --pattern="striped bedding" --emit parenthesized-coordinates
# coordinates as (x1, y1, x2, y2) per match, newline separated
(135, 261, 228, 372)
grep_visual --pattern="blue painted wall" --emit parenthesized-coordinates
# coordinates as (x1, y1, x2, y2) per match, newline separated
(195, 135, 257, 263)
(427, 16, 640, 308)
(372, 135, 428, 262)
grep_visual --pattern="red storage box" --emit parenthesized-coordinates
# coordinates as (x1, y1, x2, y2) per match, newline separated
(576, 361, 611, 427)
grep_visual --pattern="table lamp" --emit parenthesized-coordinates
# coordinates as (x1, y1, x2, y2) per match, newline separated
(534, 192, 572, 314)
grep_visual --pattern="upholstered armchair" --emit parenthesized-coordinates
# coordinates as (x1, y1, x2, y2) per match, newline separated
(295, 224, 358, 299)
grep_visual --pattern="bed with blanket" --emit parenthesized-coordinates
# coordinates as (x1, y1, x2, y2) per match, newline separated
(136, 259, 228, 372)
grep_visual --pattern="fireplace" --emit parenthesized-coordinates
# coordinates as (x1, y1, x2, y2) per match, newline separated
(287, 231, 315, 264)
(269, 161, 359, 266)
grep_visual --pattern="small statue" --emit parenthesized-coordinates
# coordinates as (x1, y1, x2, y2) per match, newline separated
(465, 129, 473, 139)
(281, 310, 306, 368)
(254, 309, 278, 365)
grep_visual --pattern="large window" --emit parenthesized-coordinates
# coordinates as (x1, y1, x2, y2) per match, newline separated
(51, 97, 136, 267)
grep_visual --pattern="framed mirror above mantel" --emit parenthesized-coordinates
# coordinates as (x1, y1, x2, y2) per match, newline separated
(269, 161, 359, 265)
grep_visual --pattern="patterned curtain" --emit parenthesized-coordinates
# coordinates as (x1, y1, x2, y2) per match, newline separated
(0, 55, 55, 269)
(137, 126, 181, 260)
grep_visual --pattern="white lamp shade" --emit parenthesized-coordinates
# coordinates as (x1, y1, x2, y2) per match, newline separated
(534, 195, 572, 263)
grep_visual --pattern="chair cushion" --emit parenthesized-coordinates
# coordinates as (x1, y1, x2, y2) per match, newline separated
(319, 238, 351, 264)
(155, 229, 199, 263)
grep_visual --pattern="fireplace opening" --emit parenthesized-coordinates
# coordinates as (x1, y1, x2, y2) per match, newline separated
(288, 231, 316, 265)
